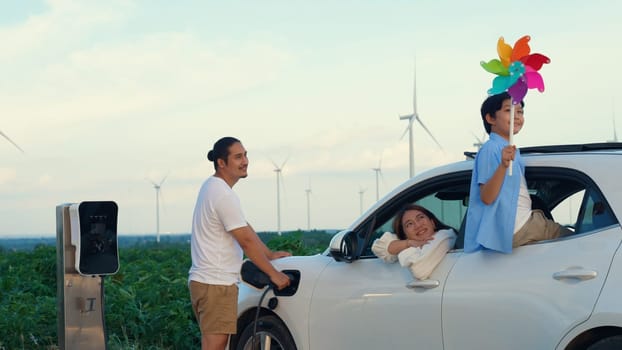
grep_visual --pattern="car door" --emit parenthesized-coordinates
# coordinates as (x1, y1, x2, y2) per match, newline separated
(308, 171, 471, 349)
(308, 253, 459, 350)
(442, 168, 622, 349)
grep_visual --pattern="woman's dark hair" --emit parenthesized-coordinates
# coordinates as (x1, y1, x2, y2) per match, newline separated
(392, 204, 453, 240)
(480, 92, 525, 134)
(207, 137, 240, 170)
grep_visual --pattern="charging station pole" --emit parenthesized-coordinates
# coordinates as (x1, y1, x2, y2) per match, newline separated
(56, 201, 119, 350)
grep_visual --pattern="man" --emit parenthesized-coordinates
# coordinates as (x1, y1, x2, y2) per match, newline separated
(188, 136, 291, 350)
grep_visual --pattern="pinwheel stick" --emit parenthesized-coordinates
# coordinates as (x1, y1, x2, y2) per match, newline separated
(508, 100, 515, 176)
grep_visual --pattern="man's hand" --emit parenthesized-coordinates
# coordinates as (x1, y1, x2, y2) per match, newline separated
(270, 271, 291, 290)
(269, 251, 292, 260)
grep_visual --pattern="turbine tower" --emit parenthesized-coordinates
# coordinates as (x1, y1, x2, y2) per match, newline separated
(148, 175, 168, 243)
(305, 180, 312, 231)
(609, 101, 618, 143)
(371, 156, 382, 201)
(0, 130, 25, 153)
(399, 62, 442, 178)
(358, 187, 367, 215)
(272, 158, 288, 236)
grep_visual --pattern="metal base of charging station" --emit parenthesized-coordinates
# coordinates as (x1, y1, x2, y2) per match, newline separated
(56, 204, 107, 350)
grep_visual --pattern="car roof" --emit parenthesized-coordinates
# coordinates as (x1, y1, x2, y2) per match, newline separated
(464, 142, 622, 159)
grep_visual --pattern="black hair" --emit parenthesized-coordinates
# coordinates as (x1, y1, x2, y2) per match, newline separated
(392, 204, 454, 240)
(480, 92, 525, 134)
(207, 137, 240, 170)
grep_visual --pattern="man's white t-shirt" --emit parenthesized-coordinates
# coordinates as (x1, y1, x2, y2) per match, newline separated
(188, 176, 248, 285)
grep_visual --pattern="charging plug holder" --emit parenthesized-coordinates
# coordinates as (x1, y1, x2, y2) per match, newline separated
(240, 260, 300, 297)
(241, 260, 272, 289)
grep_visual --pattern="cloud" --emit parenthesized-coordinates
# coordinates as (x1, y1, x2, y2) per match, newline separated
(0, 168, 17, 185)
(1, 4, 295, 142)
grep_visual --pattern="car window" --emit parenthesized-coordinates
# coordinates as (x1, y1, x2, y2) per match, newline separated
(551, 190, 584, 227)
(526, 167, 618, 235)
(359, 171, 471, 258)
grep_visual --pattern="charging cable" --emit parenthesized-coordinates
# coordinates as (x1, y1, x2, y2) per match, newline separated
(252, 284, 274, 350)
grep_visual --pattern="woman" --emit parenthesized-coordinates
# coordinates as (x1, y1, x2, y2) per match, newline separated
(372, 204, 457, 280)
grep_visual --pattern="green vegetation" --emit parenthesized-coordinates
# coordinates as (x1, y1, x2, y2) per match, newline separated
(0, 231, 333, 349)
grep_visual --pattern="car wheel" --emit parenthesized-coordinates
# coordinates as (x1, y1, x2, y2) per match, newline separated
(587, 335, 622, 350)
(235, 315, 297, 350)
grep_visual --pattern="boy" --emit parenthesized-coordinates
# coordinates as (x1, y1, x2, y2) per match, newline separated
(464, 92, 567, 254)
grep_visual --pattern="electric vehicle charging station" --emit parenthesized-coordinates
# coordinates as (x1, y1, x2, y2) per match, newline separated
(56, 201, 119, 350)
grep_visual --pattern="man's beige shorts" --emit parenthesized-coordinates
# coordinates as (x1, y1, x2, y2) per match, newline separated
(189, 281, 238, 335)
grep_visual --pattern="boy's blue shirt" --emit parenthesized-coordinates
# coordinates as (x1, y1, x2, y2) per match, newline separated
(464, 132, 525, 254)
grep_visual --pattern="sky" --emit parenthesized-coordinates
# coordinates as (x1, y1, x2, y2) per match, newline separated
(1, 0, 621, 237)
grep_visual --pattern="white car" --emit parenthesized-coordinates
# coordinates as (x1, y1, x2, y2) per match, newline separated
(230, 143, 622, 350)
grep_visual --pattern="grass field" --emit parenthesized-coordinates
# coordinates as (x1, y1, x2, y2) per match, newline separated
(0, 230, 332, 349)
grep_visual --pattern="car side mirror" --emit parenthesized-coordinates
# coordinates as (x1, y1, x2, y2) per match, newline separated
(329, 231, 358, 263)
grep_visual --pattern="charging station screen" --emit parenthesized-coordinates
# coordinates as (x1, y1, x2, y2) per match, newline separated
(78, 201, 119, 275)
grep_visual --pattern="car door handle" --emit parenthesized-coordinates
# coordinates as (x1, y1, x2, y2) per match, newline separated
(553, 268, 598, 281)
(406, 279, 440, 289)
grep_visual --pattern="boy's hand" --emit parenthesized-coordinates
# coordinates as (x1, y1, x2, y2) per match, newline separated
(501, 145, 516, 168)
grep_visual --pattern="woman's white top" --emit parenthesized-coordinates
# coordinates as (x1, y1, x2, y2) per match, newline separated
(371, 228, 457, 280)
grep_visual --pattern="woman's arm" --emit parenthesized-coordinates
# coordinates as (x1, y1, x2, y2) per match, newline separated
(387, 237, 432, 255)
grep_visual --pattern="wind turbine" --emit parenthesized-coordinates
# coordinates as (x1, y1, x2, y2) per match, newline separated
(399, 63, 442, 178)
(608, 101, 618, 143)
(148, 175, 168, 243)
(0, 130, 25, 153)
(305, 179, 312, 231)
(358, 186, 367, 215)
(272, 158, 288, 236)
(371, 156, 383, 201)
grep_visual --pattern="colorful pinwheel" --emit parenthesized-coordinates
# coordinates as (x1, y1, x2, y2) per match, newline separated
(481, 35, 550, 104)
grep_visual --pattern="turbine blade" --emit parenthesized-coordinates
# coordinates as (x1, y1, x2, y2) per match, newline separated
(280, 155, 290, 169)
(415, 116, 443, 150)
(0, 130, 25, 153)
(146, 177, 158, 187)
(159, 173, 170, 186)
(399, 125, 409, 140)
(399, 115, 414, 140)
(269, 158, 279, 169)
